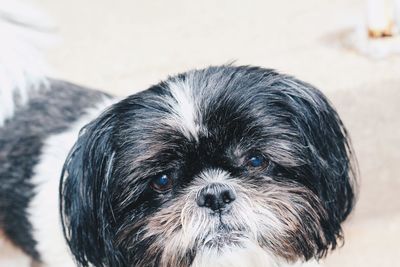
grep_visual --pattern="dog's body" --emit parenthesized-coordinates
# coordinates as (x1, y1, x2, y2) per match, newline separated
(0, 5, 356, 267)
(0, 80, 113, 266)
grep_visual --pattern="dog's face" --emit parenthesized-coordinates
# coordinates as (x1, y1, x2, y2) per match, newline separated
(60, 66, 355, 267)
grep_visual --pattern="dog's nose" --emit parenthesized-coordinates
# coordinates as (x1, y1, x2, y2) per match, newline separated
(196, 183, 236, 211)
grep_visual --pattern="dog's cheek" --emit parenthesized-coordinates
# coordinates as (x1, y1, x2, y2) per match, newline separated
(149, 196, 200, 266)
(114, 192, 198, 267)
(249, 183, 330, 262)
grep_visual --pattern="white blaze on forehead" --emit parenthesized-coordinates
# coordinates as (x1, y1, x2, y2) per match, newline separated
(165, 78, 200, 140)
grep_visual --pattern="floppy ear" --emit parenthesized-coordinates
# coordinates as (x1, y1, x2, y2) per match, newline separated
(274, 76, 357, 243)
(60, 108, 122, 267)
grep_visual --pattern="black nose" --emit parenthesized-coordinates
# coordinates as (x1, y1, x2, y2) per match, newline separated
(196, 183, 236, 211)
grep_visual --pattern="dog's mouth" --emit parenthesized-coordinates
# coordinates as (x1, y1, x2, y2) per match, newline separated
(202, 225, 247, 250)
(204, 233, 244, 249)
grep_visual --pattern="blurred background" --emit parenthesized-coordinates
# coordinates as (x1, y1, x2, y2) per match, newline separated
(5, 0, 400, 266)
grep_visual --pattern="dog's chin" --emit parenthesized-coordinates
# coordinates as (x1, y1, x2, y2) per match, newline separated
(195, 226, 275, 267)
(196, 212, 252, 250)
(193, 236, 275, 267)
(203, 231, 245, 249)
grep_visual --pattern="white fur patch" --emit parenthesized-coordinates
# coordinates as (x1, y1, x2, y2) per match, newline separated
(28, 98, 116, 267)
(191, 240, 322, 267)
(192, 240, 278, 267)
(165, 78, 201, 140)
(0, 0, 55, 126)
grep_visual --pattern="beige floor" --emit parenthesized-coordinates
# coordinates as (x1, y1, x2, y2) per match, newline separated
(5, 0, 400, 266)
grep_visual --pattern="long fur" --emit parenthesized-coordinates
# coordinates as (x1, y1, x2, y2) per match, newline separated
(60, 66, 356, 267)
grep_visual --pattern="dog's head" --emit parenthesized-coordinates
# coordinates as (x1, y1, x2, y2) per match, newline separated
(60, 66, 356, 267)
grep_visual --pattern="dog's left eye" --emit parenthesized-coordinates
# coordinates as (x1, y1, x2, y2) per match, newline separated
(150, 174, 173, 192)
(247, 154, 268, 168)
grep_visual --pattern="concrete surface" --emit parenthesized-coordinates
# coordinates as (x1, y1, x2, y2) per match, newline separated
(5, 0, 400, 266)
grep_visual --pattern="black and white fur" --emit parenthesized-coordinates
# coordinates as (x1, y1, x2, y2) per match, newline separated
(0, 5, 356, 267)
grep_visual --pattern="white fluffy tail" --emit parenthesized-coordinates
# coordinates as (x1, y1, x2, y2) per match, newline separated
(0, 0, 55, 126)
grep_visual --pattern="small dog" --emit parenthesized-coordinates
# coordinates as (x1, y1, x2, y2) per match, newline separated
(0, 6, 356, 267)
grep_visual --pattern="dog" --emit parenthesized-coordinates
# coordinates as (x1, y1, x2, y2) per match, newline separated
(0, 4, 356, 267)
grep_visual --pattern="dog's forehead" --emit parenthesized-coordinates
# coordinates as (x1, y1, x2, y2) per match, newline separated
(116, 67, 295, 165)
(158, 70, 266, 141)
(115, 73, 262, 170)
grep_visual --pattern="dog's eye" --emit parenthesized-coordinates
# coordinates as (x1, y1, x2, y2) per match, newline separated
(150, 174, 173, 192)
(247, 154, 268, 168)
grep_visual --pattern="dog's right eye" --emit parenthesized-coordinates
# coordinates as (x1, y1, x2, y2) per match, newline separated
(150, 174, 173, 193)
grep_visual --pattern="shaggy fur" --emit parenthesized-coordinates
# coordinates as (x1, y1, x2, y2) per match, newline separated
(58, 66, 356, 267)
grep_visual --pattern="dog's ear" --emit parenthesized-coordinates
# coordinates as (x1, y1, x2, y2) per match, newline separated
(273, 76, 357, 247)
(60, 108, 122, 267)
